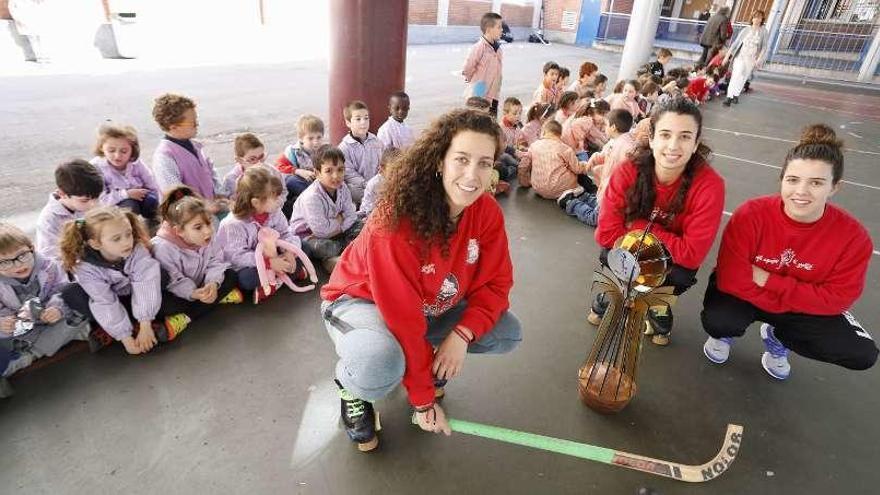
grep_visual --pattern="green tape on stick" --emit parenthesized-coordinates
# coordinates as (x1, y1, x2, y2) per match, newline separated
(449, 419, 617, 463)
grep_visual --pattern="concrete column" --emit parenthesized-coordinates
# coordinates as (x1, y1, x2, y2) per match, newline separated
(857, 24, 880, 82)
(329, 0, 408, 142)
(617, 0, 662, 81)
(764, 0, 787, 60)
(492, 0, 503, 14)
(437, 0, 450, 26)
(532, 0, 542, 29)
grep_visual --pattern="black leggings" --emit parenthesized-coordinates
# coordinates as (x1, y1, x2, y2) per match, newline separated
(599, 248, 698, 296)
(159, 269, 239, 320)
(61, 269, 239, 323)
(701, 273, 878, 370)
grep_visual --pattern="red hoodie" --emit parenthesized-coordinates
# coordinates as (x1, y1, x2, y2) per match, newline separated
(596, 159, 725, 270)
(321, 194, 514, 407)
(715, 195, 873, 315)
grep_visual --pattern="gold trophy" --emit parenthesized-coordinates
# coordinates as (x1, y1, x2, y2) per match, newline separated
(579, 218, 676, 414)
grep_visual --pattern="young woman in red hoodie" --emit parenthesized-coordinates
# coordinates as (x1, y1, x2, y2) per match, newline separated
(702, 125, 877, 379)
(589, 97, 726, 346)
(320, 109, 521, 451)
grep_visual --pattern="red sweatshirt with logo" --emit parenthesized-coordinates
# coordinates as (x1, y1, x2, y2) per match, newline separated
(715, 195, 873, 315)
(596, 159, 726, 270)
(321, 194, 514, 407)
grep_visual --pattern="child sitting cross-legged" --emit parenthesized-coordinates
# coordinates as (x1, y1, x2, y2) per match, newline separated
(360, 147, 402, 219)
(59, 206, 192, 354)
(1, 223, 90, 378)
(91, 123, 161, 222)
(517, 120, 594, 200)
(217, 167, 306, 304)
(558, 108, 636, 227)
(151, 186, 244, 323)
(289, 146, 364, 274)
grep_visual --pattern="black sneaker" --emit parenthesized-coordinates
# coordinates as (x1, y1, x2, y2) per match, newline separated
(743, 81, 751, 93)
(645, 306, 673, 346)
(556, 186, 584, 210)
(335, 380, 380, 452)
(587, 291, 609, 325)
(732, 96, 739, 104)
(722, 97, 732, 107)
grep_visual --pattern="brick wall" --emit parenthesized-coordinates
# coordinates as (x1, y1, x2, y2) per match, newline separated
(500, 3, 534, 27)
(409, 0, 438, 24)
(448, 0, 493, 26)
(601, 0, 633, 13)
(543, 0, 582, 31)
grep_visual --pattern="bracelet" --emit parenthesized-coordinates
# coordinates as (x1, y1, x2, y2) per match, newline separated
(453, 326, 473, 343)
(415, 403, 435, 413)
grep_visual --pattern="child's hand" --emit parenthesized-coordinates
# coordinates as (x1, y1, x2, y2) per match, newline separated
(39, 307, 63, 324)
(201, 283, 218, 304)
(415, 403, 452, 436)
(136, 321, 157, 352)
(127, 188, 149, 201)
(0, 316, 14, 334)
(281, 251, 298, 269)
(269, 256, 293, 273)
(122, 336, 142, 355)
(295, 169, 315, 181)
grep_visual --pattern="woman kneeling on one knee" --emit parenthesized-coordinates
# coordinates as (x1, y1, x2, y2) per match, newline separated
(702, 124, 878, 379)
(320, 109, 522, 451)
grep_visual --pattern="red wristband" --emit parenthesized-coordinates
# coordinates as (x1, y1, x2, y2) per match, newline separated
(453, 326, 473, 343)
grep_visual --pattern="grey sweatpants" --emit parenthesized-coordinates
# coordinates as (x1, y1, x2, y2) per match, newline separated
(321, 296, 522, 401)
(1, 319, 89, 376)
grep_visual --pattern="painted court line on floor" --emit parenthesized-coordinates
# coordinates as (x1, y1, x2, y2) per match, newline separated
(714, 153, 880, 191)
(704, 128, 880, 156)
(749, 94, 880, 121)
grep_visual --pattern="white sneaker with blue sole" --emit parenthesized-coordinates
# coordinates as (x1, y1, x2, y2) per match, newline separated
(760, 323, 791, 380)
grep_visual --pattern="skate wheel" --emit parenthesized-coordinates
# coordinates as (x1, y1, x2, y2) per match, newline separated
(587, 311, 602, 326)
(357, 435, 379, 452)
(651, 334, 670, 346)
(434, 387, 446, 400)
(643, 320, 655, 336)
(374, 411, 382, 432)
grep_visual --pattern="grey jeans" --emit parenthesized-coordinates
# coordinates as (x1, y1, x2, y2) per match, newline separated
(321, 296, 522, 401)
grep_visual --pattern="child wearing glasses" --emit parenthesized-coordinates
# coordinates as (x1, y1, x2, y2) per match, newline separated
(0, 223, 89, 378)
(222, 133, 288, 206)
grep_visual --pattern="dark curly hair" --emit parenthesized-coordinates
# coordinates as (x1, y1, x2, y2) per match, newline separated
(624, 96, 712, 227)
(374, 109, 503, 256)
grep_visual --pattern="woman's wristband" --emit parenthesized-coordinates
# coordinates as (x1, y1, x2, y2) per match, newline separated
(453, 325, 474, 343)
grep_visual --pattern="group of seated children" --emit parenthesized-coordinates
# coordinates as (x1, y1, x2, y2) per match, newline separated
(2, 90, 413, 385)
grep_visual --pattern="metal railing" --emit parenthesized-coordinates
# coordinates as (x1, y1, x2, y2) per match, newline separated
(593, 10, 879, 81)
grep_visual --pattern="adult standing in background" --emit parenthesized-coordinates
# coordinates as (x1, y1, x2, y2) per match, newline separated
(698, 6, 731, 66)
(722, 10, 769, 107)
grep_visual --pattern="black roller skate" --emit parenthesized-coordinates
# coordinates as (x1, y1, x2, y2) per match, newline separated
(335, 380, 380, 452)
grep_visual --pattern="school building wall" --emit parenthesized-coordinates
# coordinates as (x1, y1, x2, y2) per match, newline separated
(407, 0, 539, 44)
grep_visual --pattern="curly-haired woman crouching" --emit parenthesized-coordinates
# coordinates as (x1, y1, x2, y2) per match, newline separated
(319, 109, 522, 451)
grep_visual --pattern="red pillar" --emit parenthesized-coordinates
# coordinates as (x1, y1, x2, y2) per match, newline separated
(328, 0, 409, 143)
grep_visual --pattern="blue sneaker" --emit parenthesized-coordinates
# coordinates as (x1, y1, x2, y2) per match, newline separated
(760, 324, 791, 380)
(703, 337, 734, 364)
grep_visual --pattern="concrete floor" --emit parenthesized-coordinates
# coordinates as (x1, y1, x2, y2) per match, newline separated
(2, 43, 880, 494)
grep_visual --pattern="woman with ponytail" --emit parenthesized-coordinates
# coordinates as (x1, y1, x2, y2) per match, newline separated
(702, 124, 877, 379)
(590, 97, 726, 346)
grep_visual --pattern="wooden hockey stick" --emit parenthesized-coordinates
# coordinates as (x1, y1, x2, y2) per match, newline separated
(445, 419, 744, 483)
